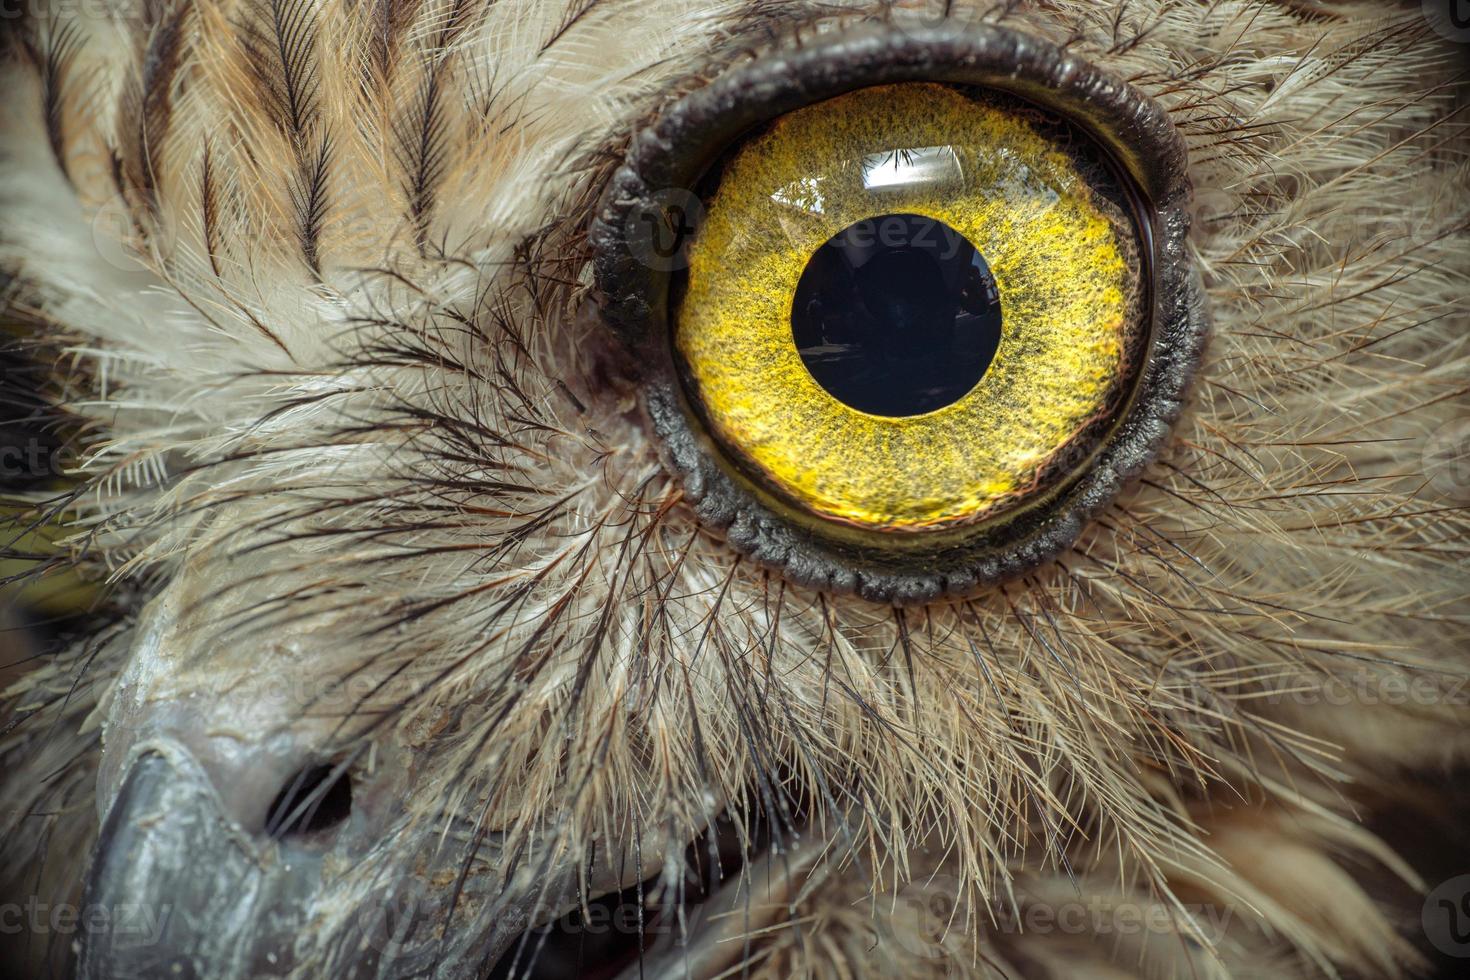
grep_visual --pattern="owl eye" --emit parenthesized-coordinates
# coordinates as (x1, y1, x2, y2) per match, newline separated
(593, 24, 1209, 603)
(676, 82, 1145, 531)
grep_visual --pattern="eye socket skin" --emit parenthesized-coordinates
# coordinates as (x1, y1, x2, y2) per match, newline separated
(591, 23, 1210, 604)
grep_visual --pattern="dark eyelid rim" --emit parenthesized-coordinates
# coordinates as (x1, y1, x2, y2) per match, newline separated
(591, 22, 1209, 605)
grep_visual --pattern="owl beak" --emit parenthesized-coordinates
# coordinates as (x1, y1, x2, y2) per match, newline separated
(77, 748, 550, 979)
(79, 750, 325, 979)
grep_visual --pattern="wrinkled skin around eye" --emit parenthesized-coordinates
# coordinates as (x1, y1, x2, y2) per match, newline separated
(1, 3, 1469, 980)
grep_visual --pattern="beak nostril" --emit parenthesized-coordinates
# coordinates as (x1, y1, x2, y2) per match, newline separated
(265, 762, 353, 840)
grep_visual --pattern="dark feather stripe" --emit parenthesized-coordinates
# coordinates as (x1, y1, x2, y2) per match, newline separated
(21, 19, 86, 186)
(541, 0, 605, 53)
(370, 0, 426, 87)
(237, 0, 333, 272)
(391, 0, 488, 246)
(129, 1, 191, 215)
(396, 69, 451, 245)
(238, 0, 324, 142)
(199, 139, 224, 277)
(290, 133, 333, 275)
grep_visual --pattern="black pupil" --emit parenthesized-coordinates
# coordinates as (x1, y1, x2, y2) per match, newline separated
(791, 213, 1002, 417)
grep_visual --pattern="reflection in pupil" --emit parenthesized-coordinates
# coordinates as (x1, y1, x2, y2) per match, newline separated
(791, 213, 1002, 417)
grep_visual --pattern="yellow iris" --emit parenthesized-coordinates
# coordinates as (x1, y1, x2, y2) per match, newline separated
(675, 83, 1141, 530)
